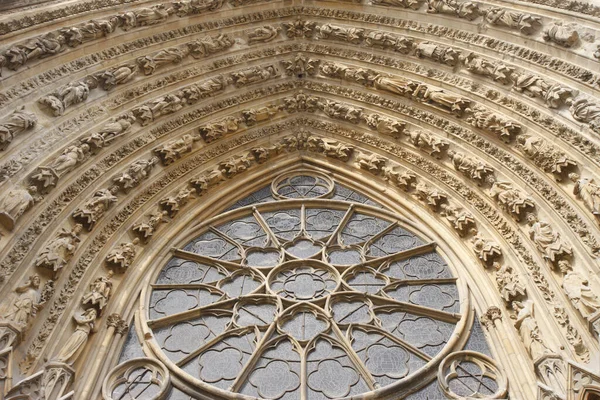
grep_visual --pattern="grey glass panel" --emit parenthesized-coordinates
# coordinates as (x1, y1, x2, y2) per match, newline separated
(332, 301, 371, 325)
(346, 271, 387, 294)
(448, 360, 498, 397)
(332, 184, 382, 208)
(154, 315, 230, 363)
(227, 185, 275, 211)
(216, 216, 268, 248)
(240, 339, 301, 400)
(377, 311, 456, 357)
(307, 339, 370, 399)
(383, 252, 452, 280)
(368, 227, 423, 257)
(340, 213, 391, 245)
(327, 249, 362, 265)
(281, 312, 327, 342)
(405, 378, 449, 399)
(464, 316, 493, 357)
(305, 208, 345, 240)
(285, 239, 323, 258)
(278, 175, 330, 198)
(351, 329, 427, 389)
(118, 323, 145, 363)
(149, 288, 222, 319)
(219, 272, 261, 298)
(271, 267, 336, 301)
(112, 366, 163, 399)
(262, 209, 301, 241)
(167, 387, 195, 400)
(385, 283, 460, 313)
(235, 303, 278, 327)
(156, 258, 227, 285)
(184, 231, 240, 261)
(245, 249, 281, 267)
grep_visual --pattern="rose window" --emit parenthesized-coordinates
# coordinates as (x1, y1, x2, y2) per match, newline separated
(133, 173, 473, 399)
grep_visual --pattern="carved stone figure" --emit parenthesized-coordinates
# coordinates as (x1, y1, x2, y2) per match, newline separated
(221, 154, 254, 176)
(409, 130, 448, 158)
(426, 0, 480, 20)
(247, 25, 280, 44)
(513, 73, 550, 99)
(321, 100, 363, 123)
(54, 308, 97, 364)
(461, 53, 514, 85)
(308, 137, 354, 161)
(365, 31, 414, 53)
(440, 203, 476, 237)
(194, 75, 229, 97)
(356, 152, 386, 173)
(320, 62, 378, 86)
(137, 46, 190, 75)
(448, 150, 494, 185)
(4, 275, 42, 327)
(242, 104, 281, 125)
(374, 74, 418, 97)
(39, 78, 96, 116)
(160, 188, 194, 217)
(511, 300, 550, 360)
(280, 54, 319, 76)
(0, 107, 37, 150)
(516, 135, 577, 180)
(4, 33, 66, 71)
(119, 5, 171, 30)
(363, 114, 405, 136)
(82, 272, 113, 311)
(544, 85, 576, 109)
(134, 93, 184, 125)
(113, 157, 159, 192)
(190, 168, 227, 194)
(489, 179, 535, 221)
(35, 224, 83, 273)
(283, 92, 320, 113)
(199, 116, 241, 142)
(251, 144, 283, 163)
(415, 182, 447, 210)
(569, 173, 600, 221)
(413, 84, 471, 116)
(527, 214, 573, 266)
(61, 18, 119, 46)
(189, 34, 234, 58)
(96, 64, 138, 90)
(569, 98, 600, 124)
(494, 262, 526, 303)
(415, 42, 460, 66)
(282, 20, 316, 38)
(471, 234, 502, 265)
(0, 186, 40, 230)
(371, 0, 422, 9)
(316, 24, 364, 44)
(231, 65, 278, 87)
(132, 211, 168, 240)
(154, 134, 197, 165)
(543, 23, 579, 48)
(105, 239, 140, 272)
(562, 272, 600, 317)
(466, 107, 522, 142)
(83, 113, 136, 149)
(172, 0, 224, 16)
(484, 8, 542, 35)
(31, 143, 91, 189)
(382, 168, 416, 190)
(72, 187, 119, 230)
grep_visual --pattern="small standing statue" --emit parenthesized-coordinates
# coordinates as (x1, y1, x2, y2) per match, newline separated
(527, 214, 573, 267)
(4, 274, 46, 327)
(562, 272, 600, 317)
(0, 185, 41, 230)
(82, 271, 114, 311)
(511, 300, 550, 360)
(54, 308, 97, 364)
(105, 239, 140, 272)
(35, 224, 83, 274)
(569, 173, 600, 222)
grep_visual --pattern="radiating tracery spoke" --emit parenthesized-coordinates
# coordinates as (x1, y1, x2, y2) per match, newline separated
(145, 197, 465, 399)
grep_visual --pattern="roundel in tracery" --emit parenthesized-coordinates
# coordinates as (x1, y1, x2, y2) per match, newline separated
(141, 173, 468, 399)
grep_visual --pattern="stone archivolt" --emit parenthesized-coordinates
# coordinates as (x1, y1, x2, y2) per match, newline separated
(0, 1, 600, 399)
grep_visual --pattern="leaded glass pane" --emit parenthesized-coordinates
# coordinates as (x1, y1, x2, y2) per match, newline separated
(340, 213, 392, 245)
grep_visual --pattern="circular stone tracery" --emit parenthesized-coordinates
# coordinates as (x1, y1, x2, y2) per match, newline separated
(143, 177, 467, 399)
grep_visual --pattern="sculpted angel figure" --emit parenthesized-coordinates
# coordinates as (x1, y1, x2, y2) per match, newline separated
(382, 168, 416, 191)
(484, 7, 541, 35)
(562, 272, 600, 316)
(113, 157, 159, 191)
(543, 22, 579, 48)
(154, 134, 196, 164)
(105, 239, 140, 271)
(72, 187, 119, 230)
(363, 114, 405, 136)
(119, 4, 171, 30)
(471, 234, 502, 265)
(409, 130, 448, 158)
(569, 98, 600, 124)
(199, 116, 241, 142)
(440, 203, 476, 237)
(96, 64, 138, 90)
(415, 42, 459, 66)
(356, 152, 386, 173)
(415, 182, 447, 210)
(527, 214, 573, 265)
(247, 25, 280, 44)
(94, 112, 136, 143)
(35, 224, 83, 273)
(374, 74, 418, 97)
(61, 18, 119, 46)
(137, 46, 190, 75)
(0, 107, 37, 150)
(55, 308, 98, 364)
(0, 186, 40, 230)
(316, 24, 364, 44)
(371, 0, 422, 9)
(413, 84, 471, 117)
(82, 271, 114, 310)
(448, 150, 494, 185)
(39, 79, 96, 116)
(134, 94, 184, 125)
(132, 211, 168, 240)
(488, 179, 535, 221)
(160, 188, 195, 217)
(190, 34, 234, 58)
(516, 135, 576, 180)
(569, 173, 600, 220)
(426, 0, 480, 20)
(48, 144, 91, 177)
(231, 65, 278, 87)
(4, 274, 42, 327)
(4, 33, 66, 70)
(511, 300, 550, 360)
(494, 262, 526, 303)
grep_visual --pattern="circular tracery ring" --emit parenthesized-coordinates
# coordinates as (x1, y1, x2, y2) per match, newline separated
(140, 193, 470, 399)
